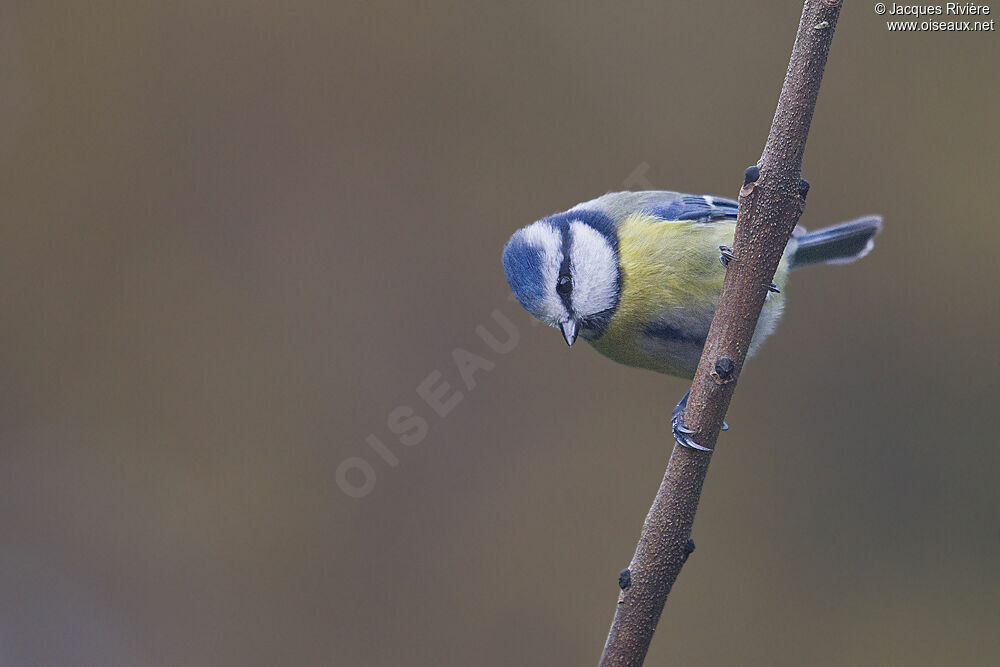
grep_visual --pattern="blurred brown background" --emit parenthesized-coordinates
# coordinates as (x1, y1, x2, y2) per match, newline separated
(3, 2, 999, 665)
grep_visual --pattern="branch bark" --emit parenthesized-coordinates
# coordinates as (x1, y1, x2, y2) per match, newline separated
(599, 1, 843, 664)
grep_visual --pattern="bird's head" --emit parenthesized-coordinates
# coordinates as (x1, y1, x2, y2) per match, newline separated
(502, 209, 621, 346)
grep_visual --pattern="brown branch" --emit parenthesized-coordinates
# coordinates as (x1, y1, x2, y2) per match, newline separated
(598, 1, 844, 664)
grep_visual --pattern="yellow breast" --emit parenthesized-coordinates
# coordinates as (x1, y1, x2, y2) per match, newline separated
(588, 213, 789, 377)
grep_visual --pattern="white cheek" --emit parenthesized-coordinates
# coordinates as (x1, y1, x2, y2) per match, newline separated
(569, 222, 617, 315)
(520, 223, 568, 323)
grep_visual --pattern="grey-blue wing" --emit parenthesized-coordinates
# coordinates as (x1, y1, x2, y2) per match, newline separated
(646, 194, 739, 222)
(569, 191, 684, 225)
(570, 191, 738, 226)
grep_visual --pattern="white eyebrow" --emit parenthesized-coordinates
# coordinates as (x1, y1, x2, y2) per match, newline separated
(520, 222, 568, 323)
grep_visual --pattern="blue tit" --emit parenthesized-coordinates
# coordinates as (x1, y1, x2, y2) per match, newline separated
(502, 190, 882, 450)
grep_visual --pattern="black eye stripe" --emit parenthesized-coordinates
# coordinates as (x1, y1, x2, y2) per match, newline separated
(556, 223, 574, 310)
(556, 273, 573, 296)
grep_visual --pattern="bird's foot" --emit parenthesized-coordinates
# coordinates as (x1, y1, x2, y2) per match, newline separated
(673, 391, 710, 451)
(672, 391, 729, 451)
(768, 282, 780, 293)
(719, 245, 735, 267)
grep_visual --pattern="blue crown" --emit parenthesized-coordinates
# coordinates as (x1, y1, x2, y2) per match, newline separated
(502, 228, 548, 318)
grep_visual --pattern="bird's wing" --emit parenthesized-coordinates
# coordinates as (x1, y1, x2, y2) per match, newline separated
(643, 194, 739, 223)
(571, 191, 740, 225)
(570, 191, 685, 223)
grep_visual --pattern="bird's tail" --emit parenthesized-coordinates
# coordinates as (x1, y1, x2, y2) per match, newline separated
(789, 215, 883, 270)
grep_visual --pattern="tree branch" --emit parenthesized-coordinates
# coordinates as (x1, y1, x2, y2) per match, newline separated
(598, 1, 843, 664)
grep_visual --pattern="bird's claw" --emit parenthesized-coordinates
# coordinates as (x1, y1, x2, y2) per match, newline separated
(671, 392, 730, 450)
(768, 282, 780, 293)
(671, 391, 713, 452)
(719, 245, 735, 267)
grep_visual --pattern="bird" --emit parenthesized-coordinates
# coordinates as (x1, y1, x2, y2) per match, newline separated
(501, 189, 882, 451)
